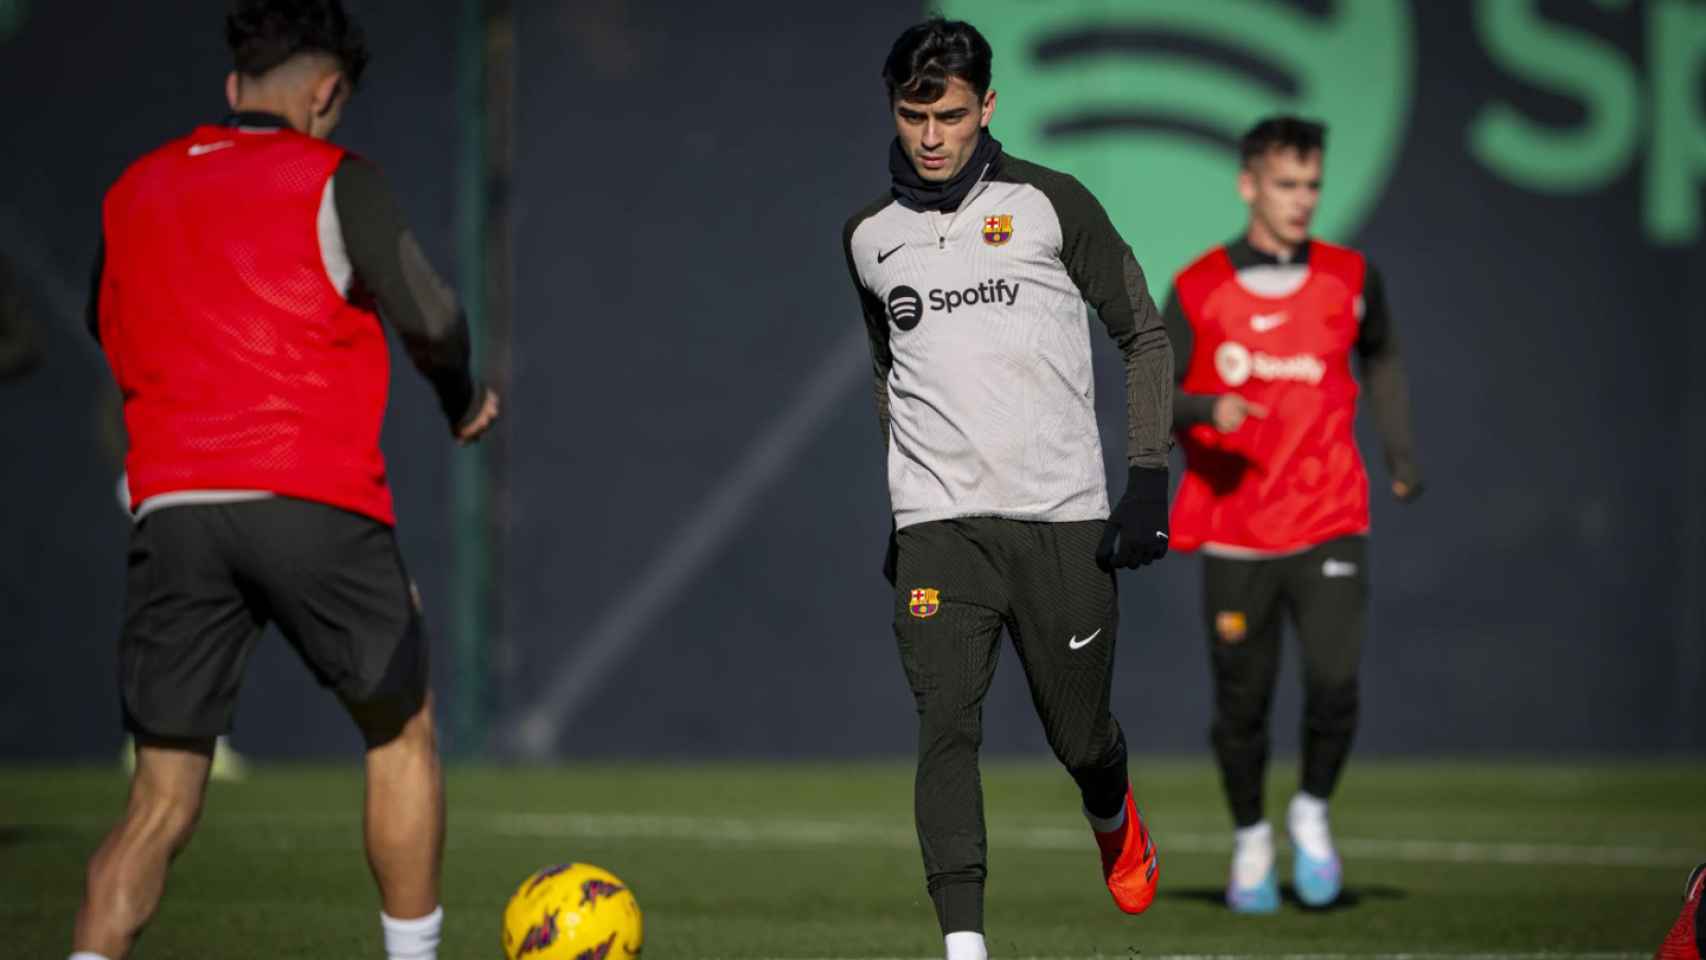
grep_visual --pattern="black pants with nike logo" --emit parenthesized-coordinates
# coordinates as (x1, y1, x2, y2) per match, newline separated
(1202, 535, 1368, 828)
(893, 517, 1130, 935)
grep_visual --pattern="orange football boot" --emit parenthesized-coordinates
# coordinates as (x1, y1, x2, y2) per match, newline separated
(1093, 786, 1159, 915)
(1656, 862, 1704, 960)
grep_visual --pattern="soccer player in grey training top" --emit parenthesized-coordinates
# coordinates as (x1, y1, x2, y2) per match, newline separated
(841, 18, 1173, 960)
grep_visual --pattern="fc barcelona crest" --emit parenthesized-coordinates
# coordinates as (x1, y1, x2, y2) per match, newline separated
(981, 214, 1013, 246)
(909, 588, 941, 618)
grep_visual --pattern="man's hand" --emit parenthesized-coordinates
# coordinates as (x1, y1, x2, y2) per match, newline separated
(1096, 466, 1170, 570)
(456, 387, 501, 445)
(1391, 478, 1423, 503)
(1212, 394, 1269, 433)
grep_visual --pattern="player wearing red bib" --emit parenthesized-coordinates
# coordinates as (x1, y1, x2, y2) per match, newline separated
(71, 4, 497, 959)
(1163, 117, 1422, 912)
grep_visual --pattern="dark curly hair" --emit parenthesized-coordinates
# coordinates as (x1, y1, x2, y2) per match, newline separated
(882, 18, 992, 105)
(1239, 116, 1326, 167)
(226, 0, 369, 88)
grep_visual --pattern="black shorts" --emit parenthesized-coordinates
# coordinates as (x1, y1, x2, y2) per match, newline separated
(120, 497, 427, 745)
(1202, 535, 1368, 669)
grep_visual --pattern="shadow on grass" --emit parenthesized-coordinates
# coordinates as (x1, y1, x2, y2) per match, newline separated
(1161, 884, 1407, 911)
(0, 825, 57, 848)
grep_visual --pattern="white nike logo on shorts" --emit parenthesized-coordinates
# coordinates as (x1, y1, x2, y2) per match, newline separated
(1068, 628, 1103, 650)
(1322, 559, 1359, 578)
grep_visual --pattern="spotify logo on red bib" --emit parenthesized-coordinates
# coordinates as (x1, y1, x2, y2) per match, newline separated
(1215, 341, 1327, 387)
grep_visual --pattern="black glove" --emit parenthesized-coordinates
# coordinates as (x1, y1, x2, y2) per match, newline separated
(883, 523, 899, 585)
(1096, 466, 1170, 570)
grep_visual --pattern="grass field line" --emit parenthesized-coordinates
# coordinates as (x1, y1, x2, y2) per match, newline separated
(482, 812, 1696, 868)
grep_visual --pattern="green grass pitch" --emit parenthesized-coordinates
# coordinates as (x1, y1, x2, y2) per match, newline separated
(2, 760, 1701, 958)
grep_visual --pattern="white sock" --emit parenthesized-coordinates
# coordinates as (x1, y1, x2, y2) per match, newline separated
(1231, 820, 1274, 888)
(1084, 802, 1126, 834)
(1287, 791, 1335, 860)
(945, 930, 988, 960)
(69, 953, 112, 960)
(381, 905, 443, 960)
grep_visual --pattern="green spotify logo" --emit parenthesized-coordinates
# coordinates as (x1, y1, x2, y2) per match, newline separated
(938, 0, 1416, 287)
(1470, 0, 1706, 247)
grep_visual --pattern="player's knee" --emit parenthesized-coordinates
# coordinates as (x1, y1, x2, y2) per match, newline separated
(1212, 715, 1269, 750)
(1304, 680, 1359, 731)
(351, 691, 434, 751)
(919, 709, 982, 754)
(1051, 730, 1113, 775)
(1212, 693, 1271, 736)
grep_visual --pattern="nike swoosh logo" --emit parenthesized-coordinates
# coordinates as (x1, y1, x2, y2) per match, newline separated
(1250, 312, 1288, 332)
(188, 140, 236, 157)
(876, 244, 904, 264)
(1068, 628, 1102, 650)
(1322, 559, 1359, 578)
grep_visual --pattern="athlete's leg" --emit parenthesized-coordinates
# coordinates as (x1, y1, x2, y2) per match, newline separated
(355, 692, 444, 920)
(1003, 521, 1124, 817)
(240, 498, 442, 940)
(1203, 554, 1285, 828)
(73, 738, 213, 958)
(1290, 537, 1368, 803)
(76, 506, 260, 958)
(1005, 520, 1157, 914)
(1283, 536, 1367, 907)
(893, 521, 1007, 938)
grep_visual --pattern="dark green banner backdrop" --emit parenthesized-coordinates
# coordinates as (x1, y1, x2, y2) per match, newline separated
(1, 1, 1700, 760)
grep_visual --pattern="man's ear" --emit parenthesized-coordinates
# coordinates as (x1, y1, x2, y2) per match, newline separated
(980, 88, 997, 128)
(1237, 166, 1258, 205)
(311, 71, 344, 117)
(225, 71, 241, 110)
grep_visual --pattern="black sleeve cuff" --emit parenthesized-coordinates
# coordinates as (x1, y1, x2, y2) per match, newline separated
(445, 378, 482, 432)
(1125, 465, 1169, 503)
(1174, 391, 1217, 427)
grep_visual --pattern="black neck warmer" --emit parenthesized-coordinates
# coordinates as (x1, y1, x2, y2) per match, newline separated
(889, 130, 1003, 213)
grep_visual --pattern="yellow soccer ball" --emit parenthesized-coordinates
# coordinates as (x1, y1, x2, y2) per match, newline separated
(501, 862, 643, 960)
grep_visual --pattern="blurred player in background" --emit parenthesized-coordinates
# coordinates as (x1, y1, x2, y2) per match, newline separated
(843, 18, 1172, 960)
(71, 3, 498, 959)
(1163, 116, 1421, 912)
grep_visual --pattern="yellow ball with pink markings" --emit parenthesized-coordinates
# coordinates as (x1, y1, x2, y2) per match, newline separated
(501, 862, 642, 960)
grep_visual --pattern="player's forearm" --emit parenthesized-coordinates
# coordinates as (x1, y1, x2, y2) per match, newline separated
(334, 157, 479, 428)
(1103, 249, 1173, 468)
(1363, 350, 1422, 486)
(1122, 322, 1173, 469)
(380, 237, 479, 428)
(1174, 389, 1216, 429)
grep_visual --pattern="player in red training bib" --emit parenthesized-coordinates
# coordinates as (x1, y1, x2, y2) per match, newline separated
(1162, 116, 1422, 913)
(72, 4, 498, 960)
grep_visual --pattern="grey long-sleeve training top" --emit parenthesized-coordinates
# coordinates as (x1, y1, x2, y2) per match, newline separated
(843, 153, 1172, 530)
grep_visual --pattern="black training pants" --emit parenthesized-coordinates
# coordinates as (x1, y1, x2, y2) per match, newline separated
(1203, 536, 1367, 828)
(893, 517, 1130, 935)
